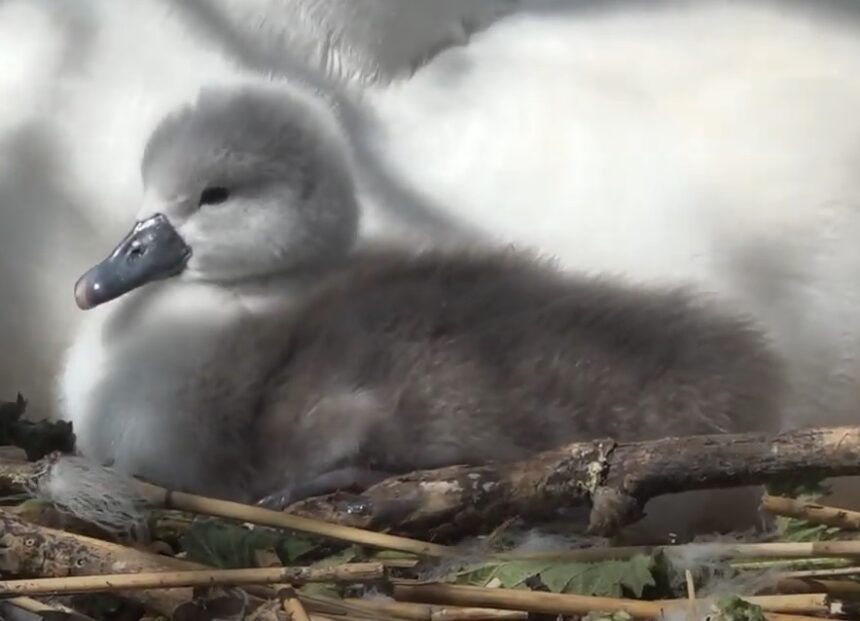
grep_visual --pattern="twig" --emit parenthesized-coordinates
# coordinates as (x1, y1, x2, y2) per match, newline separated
(136, 479, 452, 557)
(500, 540, 860, 562)
(391, 580, 666, 619)
(390, 580, 836, 620)
(0, 563, 385, 596)
(685, 569, 696, 620)
(654, 594, 832, 615)
(1, 596, 98, 621)
(774, 566, 860, 580)
(730, 557, 853, 571)
(342, 598, 528, 621)
(280, 588, 312, 621)
(762, 494, 860, 530)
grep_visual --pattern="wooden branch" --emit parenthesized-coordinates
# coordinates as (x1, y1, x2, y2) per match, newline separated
(13, 427, 860, 541)
(0, 563, 384, 596)
(283, 425, 860, 537)
(390, 580, 841, 620)
(0, 508, 208, 619)
(133, 479, 453, 557)
(774, 567, 860, 580)
(762, 494, 860, 530)
(1, 595, 99, 621)
(280, 588, 312, 621)
(341, 598, 528, 621)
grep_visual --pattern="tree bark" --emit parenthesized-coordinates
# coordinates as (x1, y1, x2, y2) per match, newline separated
(285, 425, 860, 538)
(0, 509, 205, 620)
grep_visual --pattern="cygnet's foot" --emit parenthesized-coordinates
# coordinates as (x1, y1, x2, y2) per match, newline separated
(255, 467, 393, 510)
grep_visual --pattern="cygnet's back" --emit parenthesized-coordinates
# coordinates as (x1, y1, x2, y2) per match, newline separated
(257, 247, 784, 489)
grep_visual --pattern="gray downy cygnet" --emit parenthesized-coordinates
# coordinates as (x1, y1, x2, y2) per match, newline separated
(58, 84, 785, 535)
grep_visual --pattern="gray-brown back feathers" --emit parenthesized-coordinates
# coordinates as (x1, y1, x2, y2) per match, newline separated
(252, 247, 784, 498)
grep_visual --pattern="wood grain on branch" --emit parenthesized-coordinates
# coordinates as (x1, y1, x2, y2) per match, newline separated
(284, 425, 860, 537)
(0, 509, 205, 619)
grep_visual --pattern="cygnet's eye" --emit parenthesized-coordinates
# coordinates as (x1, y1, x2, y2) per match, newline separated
(198, 186, 231, 206)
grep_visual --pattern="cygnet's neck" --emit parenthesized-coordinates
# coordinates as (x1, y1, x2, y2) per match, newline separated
(193, 252, 357, 316)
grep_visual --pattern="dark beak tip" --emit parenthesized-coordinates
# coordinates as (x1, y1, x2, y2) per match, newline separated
(73, 275, 95, 310)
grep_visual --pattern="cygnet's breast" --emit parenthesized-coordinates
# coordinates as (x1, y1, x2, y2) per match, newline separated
(57, 280, 271, 499)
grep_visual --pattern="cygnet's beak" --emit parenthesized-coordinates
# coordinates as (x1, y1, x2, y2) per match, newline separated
(74, 213, 192, 310)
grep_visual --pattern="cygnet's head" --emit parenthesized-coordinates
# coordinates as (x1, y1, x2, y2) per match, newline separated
(74, 84, 359, 309)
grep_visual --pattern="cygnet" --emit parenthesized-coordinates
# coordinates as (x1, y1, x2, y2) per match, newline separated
(58, 85, 785, 529)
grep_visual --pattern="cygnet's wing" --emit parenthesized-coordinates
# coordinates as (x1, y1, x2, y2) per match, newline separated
(268, 250, 783, 476)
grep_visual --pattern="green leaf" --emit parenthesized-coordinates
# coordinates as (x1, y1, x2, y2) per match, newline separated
(776, 516, 842, 542)
(539, 563, 579, 593)
(370, 550, 418, 560)
(548, 555, 655, 598)
(711, 596, 766, 621)
(310, 545, 361, 567)
(181, 521, 281, 568)
(454, 563, 498, 585)
(450, 556, 655, 599)
(277, 534, 319, 563)
(492, 561, 553, 588)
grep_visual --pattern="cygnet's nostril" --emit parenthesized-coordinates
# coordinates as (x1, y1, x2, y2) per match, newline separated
(127, 241, 146, 261)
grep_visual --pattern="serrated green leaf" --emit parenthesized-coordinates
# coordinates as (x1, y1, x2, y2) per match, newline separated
(311, 545, 360, 567)
(277, 534, 319, 562)
(490, 561, 554, 588)
(181, 521, 281, 568)
(539, 563, 579, 593)
(454, 563, 497, 585)
(711, 596, 766, 621)
(562, 563, 620, 597)
(776, 516, 842, 542)
(549, 555, 654, 598)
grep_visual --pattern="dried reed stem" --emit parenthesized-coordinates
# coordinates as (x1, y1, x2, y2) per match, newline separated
(281, 588, 312, 621)
(342, 597, 528, 621)
(2, 596, 98, 621)
(0, 563, 384, 596)
(775, 566, 860, 580)
(392, 580, 838, 620)
(134, 479, 454, 558)
(762, 494, 860, 530)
